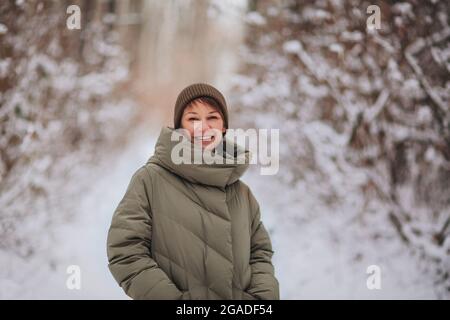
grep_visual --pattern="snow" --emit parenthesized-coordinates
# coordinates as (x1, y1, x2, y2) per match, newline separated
(328, 43, 344, 55)
(0, 126, 157, 299)
(302, 7, 331, 23)
(228, 0, 450, 299)
(393, 3, 415, 19)
(0, 58, 11, 78)
(340, 31, 364, 42)
(0, 23, 8, 34)
(0, 4, 138, 299)
(244, 12, 267, 26)
(282, 40, 301, 54)
(45, 127, 157, 299)
(241, 134, 439, 299)
(242, 163, 437, 299)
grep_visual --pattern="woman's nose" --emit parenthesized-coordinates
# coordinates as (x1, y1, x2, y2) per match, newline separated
(202, 121, 212, 132)
(193, 120, 211, 134)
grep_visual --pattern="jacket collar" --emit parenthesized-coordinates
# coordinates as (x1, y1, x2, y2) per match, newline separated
(147, 127, 250, 188)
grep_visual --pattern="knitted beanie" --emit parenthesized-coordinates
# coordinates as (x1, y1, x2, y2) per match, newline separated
(173, 83, 229, 130)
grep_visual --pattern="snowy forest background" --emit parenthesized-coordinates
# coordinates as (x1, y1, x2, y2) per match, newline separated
(0, 0, 449, 299)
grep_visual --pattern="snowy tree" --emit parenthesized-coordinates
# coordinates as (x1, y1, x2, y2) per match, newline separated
(230, 0, 449, 298)
(0, 1, 135, 297)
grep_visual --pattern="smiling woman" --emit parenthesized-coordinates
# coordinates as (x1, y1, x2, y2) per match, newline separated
(106, 83, 280, 300)
(173, 84, 229, 152)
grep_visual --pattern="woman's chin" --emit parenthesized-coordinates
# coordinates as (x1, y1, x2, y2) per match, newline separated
(202, 140, 213, 150)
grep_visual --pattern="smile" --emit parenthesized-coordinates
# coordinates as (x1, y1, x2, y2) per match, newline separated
(195, 136, 214, 141)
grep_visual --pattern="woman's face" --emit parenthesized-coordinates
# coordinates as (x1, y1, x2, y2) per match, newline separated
(180, 99, 225, 149)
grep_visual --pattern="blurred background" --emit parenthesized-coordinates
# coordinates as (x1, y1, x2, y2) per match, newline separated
(0, 0, 449, 299)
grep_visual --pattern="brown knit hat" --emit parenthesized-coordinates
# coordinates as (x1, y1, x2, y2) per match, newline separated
(173, 83, 228, 129)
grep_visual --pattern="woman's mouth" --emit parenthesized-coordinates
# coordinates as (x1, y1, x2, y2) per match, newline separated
(195, 135, 214, 142)
(194, 135, 217, 149)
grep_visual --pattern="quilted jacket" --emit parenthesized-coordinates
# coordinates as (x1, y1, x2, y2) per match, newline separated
(106, 126, 279, 300)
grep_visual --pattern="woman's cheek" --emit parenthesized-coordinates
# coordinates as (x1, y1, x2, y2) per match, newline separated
(188, 129, 195, 141)
(210, 120, 223, 131)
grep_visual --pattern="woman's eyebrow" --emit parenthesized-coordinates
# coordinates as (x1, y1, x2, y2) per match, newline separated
(208, 111, 220, 114)
(185, 111, 198, 115)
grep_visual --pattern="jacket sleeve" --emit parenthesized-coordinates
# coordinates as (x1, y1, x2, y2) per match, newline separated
(106, 166, 186, 300)
(245, 188, 280, 300)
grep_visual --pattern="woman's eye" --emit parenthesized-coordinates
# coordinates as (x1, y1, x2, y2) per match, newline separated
(208, 116, 218, 120)
(188, 118, 199, 121)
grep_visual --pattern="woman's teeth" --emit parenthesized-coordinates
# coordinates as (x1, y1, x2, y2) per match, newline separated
(195, 136, 213, 141)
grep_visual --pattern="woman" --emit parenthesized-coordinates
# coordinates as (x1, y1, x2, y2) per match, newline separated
(106, 83, 279, 300)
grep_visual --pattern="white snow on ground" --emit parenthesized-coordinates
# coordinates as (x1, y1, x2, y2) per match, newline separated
(243, 169, 437, 299)
(12, 125, 159, 299)
(54, 126, 160, 299)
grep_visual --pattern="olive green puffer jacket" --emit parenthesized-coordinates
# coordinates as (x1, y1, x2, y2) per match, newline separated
(106, 127, 279, 300)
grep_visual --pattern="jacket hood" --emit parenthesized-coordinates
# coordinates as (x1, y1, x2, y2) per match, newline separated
(147, 127, 251, 188)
